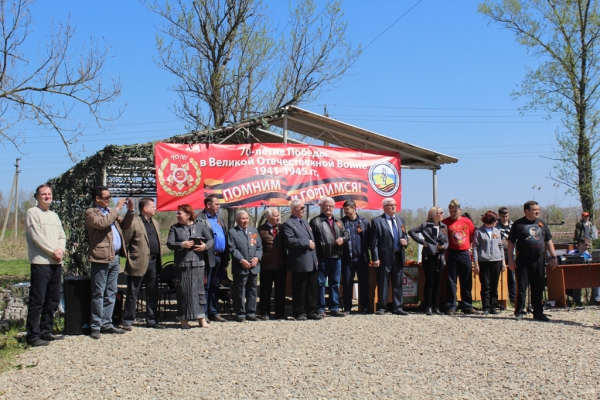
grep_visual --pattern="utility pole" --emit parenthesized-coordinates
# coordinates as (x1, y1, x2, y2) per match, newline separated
(0, 158, 21, 241)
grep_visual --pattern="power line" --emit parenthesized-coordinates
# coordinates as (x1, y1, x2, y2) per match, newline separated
(362, 0, 423, 52)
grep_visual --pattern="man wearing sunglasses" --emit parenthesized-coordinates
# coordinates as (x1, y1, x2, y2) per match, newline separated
(85, 185, 134, 339)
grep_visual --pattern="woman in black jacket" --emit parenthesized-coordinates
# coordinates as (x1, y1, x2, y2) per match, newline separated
(166, 204, 214, 329)
(408, 207, 449, 315)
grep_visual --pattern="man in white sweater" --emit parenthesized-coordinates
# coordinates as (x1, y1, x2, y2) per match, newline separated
(25, 184, 66, 347)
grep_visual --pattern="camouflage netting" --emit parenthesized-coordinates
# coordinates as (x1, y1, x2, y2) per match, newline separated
(49, 109, 282, 276)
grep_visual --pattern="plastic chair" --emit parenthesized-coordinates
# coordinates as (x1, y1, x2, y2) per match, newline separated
(158, 261, 177, 318)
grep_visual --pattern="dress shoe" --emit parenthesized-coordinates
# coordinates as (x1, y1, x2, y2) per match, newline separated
(261, 314, 270, 321)
(318, 311, 326, 318)
(247, 316, 259, 322)
(425, 307, 432, 316)
(490, 308, 499, 315)
(90, 331, 101, 339)
(445, 310, 456, 316)
(148, 324, 166, 329)
(236, 316, 247, 322)
(101, 326, 126, 334)
(462, 309, 482, 315)
(329, 310, 346, 317)
(295, 314, 307, 321)
(209, 315, 227, 322)
(393, 309, 408, 316)
(41, 334, 65, 341)
(121, 325, 133, 331)
(307, 313, 323, 320)
(533, 314, 550, 322)
(515, 313, 523, 321)
(28, 337, 49, 347)
(376, 309, 387, 315)
(433, 308, 443, 315)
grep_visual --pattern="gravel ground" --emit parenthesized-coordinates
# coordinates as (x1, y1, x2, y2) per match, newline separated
(1, 307, 600, 399)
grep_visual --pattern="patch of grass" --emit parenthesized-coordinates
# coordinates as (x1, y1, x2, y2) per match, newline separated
(0, 320, 28, 373)
(0, 259, 30, 289)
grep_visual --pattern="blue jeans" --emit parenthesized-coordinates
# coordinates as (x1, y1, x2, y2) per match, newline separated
(90, 257, 120, 331)
(205, 255, 223, 317)
(317, 258, 341, 313)
(592, 287, 600, 302)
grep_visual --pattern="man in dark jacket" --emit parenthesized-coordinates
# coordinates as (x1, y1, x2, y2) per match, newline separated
(341, 200, 371, 313)
(369, 197, 409, 315)
(283, 198, 321, 321)
(309, 196, 348, 317)
(257, 207, 287, 320)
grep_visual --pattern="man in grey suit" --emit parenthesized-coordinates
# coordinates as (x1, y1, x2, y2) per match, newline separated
(228, 210, 262, 322)
(282, 199, 322, 321)
(369, 197, 409, 315)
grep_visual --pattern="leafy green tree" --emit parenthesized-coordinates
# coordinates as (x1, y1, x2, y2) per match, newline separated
(479, 0, 600, 218)
(0, 0, 122, 160)
(144, 0, 361, 130)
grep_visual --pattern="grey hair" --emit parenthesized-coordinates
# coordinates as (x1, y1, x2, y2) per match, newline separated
(235, 210, 249, 220)
(264, 207, 278, 218)
(320, 196, 334, 205)
(382, 198, 396, 207)
(290, 198, 304, 209)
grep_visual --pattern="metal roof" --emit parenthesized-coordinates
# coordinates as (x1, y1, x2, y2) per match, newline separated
(264, 106, 458, 169)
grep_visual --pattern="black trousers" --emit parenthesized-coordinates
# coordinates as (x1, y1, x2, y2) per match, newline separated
(27, 264, 62, 342)
(515, 256, 546, 316)
(446, 249, 473, 311)
(422, 254, 444, 308)
(232, 273, 258, 317)
(122, 259, 159, 326)
(478, 260, 502, 310)
(259, 268, 287, 317)
(341, 259, 370, 312)
(376, 252, 404, 312)
(291, 268, 319, 318)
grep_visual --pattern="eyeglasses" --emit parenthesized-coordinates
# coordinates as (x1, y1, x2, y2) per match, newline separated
(176, 211, 188, 215)
(100, 195, 111, 200)
(298, 207, 306, 210)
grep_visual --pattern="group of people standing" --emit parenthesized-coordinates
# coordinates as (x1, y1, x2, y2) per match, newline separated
(24, 182, 563, 346)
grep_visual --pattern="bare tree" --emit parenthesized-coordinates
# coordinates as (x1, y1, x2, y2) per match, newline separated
(145, 0, 361, 130)
(0, 0, 122, 160)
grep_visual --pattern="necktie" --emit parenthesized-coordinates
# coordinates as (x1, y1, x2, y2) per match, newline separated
(391, 217, 400, 251)
(272, 227, 278, 237)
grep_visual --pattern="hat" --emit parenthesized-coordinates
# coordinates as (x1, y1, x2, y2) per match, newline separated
(582, 212, 590, 217)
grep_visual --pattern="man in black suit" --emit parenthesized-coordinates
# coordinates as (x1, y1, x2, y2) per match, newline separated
(369, 197, 409, 315)
(282, 199, 322, 321)
(228, 210, 262, 322)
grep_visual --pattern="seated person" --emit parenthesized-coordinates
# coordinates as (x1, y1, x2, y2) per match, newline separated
(567, 238, 591, 306)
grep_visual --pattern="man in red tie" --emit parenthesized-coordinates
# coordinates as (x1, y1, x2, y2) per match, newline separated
(257, 207, 287, 320)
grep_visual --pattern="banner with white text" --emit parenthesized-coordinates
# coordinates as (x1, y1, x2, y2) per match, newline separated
(155, 143, 401, 211)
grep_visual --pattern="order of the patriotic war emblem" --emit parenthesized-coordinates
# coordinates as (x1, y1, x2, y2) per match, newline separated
(368, 161, 400, 197)
(158, 156, 201, 197)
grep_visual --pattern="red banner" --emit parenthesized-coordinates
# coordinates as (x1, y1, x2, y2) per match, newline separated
(155, 143, 401, 211)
